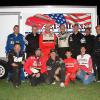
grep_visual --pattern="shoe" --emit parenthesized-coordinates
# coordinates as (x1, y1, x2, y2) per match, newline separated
(60, 82, 65, 87)
(21, 80, 25, 83)
(52, 81, 56, 85)
(72, 81, 75, 84)
(97, 80, 100, 83)
(15, 85, 19, 88)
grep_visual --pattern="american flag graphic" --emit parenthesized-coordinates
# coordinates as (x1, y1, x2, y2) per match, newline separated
(47, 13, 91, 27)
(26, 13, 91, 31)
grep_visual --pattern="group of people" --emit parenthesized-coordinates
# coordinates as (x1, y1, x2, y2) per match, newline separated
(5, 24, 100, 88)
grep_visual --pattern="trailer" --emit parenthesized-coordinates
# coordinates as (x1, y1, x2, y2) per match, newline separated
(0, 6, 97, 79)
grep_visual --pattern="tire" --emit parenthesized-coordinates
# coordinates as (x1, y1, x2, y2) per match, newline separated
(0, 60, 8, 79)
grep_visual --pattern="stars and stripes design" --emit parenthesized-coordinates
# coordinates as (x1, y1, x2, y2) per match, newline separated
(48, 14, 67, 25)
(26, 13, 91, 29)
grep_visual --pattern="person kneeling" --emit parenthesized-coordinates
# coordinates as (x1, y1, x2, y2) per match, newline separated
(8, 43, 25, 88)
(46, 49, 65, 87)
(64, 50, 79, 87)
(24, 48, 47, 86)
(76, 46, 95, 85)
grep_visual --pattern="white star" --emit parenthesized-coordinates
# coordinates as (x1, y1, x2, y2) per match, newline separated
(61, 15, 63, 17)
(55, 16, 57, 19)
(57, 14, 59, 16)
(51, 16, 54, 18)
(58, 20, 60, 22)
(61, 21, 63, 23)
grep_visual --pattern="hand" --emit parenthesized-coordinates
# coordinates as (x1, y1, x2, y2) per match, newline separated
(84, 74, 89, 80)
(36, 73, 40, 78)
(11, 63, 18, 67)
(22, 61, 25, 65)
(89, 68, 92, 72)
(77, 68, 81, 72)
(59, 58, 63, 62)
(77, 70, 81, 75)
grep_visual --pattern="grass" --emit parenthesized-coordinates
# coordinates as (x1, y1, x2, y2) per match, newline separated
(0, 79, 100, 100)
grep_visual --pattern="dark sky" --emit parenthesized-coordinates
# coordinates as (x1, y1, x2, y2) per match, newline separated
(0, 0, 100, 23)
(0, 1, 99, 11)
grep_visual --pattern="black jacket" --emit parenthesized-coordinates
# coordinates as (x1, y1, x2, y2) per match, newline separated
(8, 50, 25, 68)
(85, 35, 95, 55)
(46, 57, 64, 70)
(25, 33, 39, 53)
(68, 32, 86, 50)
(94, 34, 100, 56)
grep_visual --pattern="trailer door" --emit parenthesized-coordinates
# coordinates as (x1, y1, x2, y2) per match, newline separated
(0, 12, 20, 58)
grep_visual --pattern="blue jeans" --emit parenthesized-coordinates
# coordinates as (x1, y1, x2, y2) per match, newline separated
(77, 70, 94, 85)
(20, 68, 25, 81)
(7, 72, 13, 81)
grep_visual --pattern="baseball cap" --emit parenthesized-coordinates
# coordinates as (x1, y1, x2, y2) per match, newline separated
(50, 49, 56, 53)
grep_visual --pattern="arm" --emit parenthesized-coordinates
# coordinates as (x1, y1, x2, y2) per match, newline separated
(88, 57, 93, 72)
(24, 57, 33, 75)
(40, 58, 47, 74)
(20, 35, 25, 52)
(39, 33, 43, 49)
(5, 35, 10, 54)
(8, 53, 18, 67)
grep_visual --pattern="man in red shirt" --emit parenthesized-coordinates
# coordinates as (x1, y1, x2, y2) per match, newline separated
(24, 48, 47, 86)
(64, 50, 79, 87)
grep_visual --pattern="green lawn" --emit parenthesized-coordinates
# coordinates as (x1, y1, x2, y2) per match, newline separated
(0, 79, 100, 100)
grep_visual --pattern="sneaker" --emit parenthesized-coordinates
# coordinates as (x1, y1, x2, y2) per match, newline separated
(15, 85, 19, 88)
(97, 80, 100, 83)
(60, 82, 65, 87)
(52, 81, 56, 85)
(21, 80, 25, 83)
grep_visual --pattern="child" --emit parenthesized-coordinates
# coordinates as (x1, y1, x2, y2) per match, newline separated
(64, 50, 79, 87)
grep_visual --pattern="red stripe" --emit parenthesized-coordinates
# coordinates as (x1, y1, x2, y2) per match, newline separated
(67, 21, 91, 25)
(65, 15, 91, 22)
(65, 15, 91, 25)
(71, 13, 87, 17)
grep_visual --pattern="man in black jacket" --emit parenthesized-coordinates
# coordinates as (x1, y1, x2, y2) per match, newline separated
(68, 24, 86, 58)
(25, 25, 39, 58)
(84, 28, 95, 56)
(94, 25, 100, 82)
(8, 43, 25, 88)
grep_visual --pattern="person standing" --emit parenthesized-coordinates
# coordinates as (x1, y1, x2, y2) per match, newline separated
(84, 28, 96, 78)
(6, 25, 25, 55)
(68, 24, 86, 58)
(25, 25, 39, 58)
(94, 25, 100, 82)
(39, 24, 56, 60)
(84, 28, 95, 56)
(56, 24, 70, 59)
